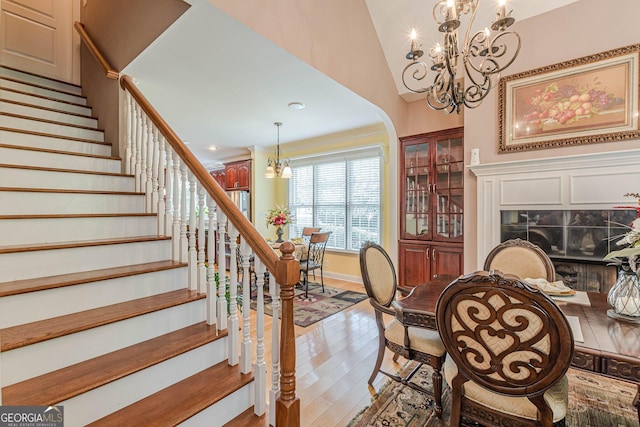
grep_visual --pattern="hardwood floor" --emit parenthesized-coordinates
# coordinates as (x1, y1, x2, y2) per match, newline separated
(227, 277, 403, 426)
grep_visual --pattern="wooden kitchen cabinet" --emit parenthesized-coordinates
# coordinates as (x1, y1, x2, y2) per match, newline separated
(225, 160, 251, 191)
(398, 127, 464, 286)
(209, 168, 226, 189)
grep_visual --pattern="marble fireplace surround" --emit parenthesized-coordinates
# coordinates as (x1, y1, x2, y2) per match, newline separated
(469, 148, 640, 270)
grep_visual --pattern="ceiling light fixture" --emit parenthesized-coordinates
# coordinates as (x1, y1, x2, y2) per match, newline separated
(265, 122, 292, 179)
(402, 0, 521, 114)
(288, 101, 306, 110)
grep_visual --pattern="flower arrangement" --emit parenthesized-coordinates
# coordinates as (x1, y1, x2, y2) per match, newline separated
(266, 204, 294, 228)
(604, 193, 640, 273)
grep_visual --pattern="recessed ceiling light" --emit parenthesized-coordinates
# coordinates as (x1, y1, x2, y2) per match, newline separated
(184, 140, 191, 145)
(209, 146, 217, 151)
(288, 102, 305, 110)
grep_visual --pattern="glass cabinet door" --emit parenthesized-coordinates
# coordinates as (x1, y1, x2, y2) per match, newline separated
(403, 142, 431, 239)
(434, 136, 463, 241)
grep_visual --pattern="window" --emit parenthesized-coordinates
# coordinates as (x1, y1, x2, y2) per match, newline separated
(288, 149, 381, 251)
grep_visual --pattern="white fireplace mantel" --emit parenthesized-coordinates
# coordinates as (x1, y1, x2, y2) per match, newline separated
(469, 148, 640, 267)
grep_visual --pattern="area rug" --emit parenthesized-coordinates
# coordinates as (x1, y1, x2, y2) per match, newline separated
(250, 282, 367, 327)
(348, 362, 639, 427)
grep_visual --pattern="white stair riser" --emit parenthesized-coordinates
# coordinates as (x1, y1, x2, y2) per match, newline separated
(0, 267, 188, 328)
(0, 67, 83, 95)
(0, 89, 92, 116)
(0, 215, 157, 246)
(1, 299, 208, 385)
(179, 383, 254, 427)
(1, 101, 97, 128)
(0, 145, 120, 173)
(0, 115, 104, 142)
(0, 191, 143, 215)
(0, 167, 133, 191)
(0, 79, 86, 105)
(0, 130, 110, 156)
(59, 341, 228, 426)
(0, 239, 171, 281)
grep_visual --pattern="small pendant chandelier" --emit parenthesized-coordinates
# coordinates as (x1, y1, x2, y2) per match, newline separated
(265, 122, 292, 179)
(402, 0, 521, 114)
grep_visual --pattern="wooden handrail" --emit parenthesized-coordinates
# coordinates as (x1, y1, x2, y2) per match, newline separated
(120, 75, 278, 272)
(74, 22, 119, 80)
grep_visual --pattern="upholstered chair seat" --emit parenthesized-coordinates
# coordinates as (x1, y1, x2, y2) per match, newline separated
(443, 357, 569, 423)
(385, 320, 446, 356)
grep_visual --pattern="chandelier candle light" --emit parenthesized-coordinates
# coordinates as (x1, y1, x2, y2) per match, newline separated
(403, 0, 521, 114)
(265, 122, 292, 179)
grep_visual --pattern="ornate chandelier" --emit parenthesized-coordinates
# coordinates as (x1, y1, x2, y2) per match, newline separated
(402, 0, 521, 114)
(265, 122, 292, 179)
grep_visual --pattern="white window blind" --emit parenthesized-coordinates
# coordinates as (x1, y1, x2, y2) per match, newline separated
(288, 149, 381, 251)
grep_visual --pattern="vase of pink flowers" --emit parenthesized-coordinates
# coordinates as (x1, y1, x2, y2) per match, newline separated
(266, 204, 294, 243)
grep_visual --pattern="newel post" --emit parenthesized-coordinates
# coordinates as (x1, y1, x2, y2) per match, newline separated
(275, 242, 300, 427)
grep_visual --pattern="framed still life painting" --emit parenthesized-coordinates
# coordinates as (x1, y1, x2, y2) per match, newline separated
(498, 44, 640, 152)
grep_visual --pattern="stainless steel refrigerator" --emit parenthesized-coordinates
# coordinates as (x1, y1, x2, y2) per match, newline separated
(227, 190, 250, 220)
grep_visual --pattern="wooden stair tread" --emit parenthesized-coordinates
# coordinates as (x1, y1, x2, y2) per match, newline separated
(0, 289, 204, 351)
(1, 65, 83, 89)
(0, 86, 88, 108)
(0, 213, 154, 220)
(0, 141, 116, 158)
(0, 75, 85, 98)
(0, 260, 187, 297)
(0, 128, 111, 147)
(0, 111, 104, 132)
(0, 186, 143, 195)
(224, 407, 269, 427)
(88, 362, 253, 427)
(2, 322, 227, 406)
(0, 98, 96, 119)
(0, 234, 170, 255)
(0, 162, 133, 177)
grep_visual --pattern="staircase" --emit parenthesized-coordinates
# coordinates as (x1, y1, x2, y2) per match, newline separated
(0, 66, 254, 426)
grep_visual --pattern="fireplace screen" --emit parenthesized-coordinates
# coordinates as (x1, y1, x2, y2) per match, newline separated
(500, 209, 637, 261)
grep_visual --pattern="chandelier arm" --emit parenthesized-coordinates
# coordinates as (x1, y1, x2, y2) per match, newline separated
(402, 61, 430, 93)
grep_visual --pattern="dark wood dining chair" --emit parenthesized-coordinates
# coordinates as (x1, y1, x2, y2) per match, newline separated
(484, 238, 556, 281)
(299, 231, 331, 298)
(359, 241, 447, 417)
(436, 270, 574, 427)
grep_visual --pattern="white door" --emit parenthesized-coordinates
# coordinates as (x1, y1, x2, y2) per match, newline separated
(0, 0, 80, 84)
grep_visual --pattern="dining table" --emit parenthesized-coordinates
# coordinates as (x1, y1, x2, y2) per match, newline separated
(269, 239, 309, 261)
(393, 275, 640, 422)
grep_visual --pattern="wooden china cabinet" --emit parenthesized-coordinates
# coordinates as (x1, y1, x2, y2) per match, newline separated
(399, 127, 464, 287)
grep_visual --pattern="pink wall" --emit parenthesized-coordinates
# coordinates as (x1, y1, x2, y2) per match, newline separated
(463, 0, 640, 269)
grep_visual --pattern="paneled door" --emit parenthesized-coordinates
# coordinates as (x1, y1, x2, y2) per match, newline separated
(0, 0, 80, 84)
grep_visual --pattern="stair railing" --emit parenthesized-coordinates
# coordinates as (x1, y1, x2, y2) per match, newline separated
(76, 22, 300, 427)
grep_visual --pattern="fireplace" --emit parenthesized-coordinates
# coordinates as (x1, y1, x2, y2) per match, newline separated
(470, 148, 640, 293)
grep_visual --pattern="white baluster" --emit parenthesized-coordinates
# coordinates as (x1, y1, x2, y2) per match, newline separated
(240, 239, 253, 374)
(253, 258, 267, 416)
(145, 116, 154, 212)
(151, 127, 160, 214)
(188, 172, 197, 291)
(124, 92, 133, 175)
(207, 199, 217, 327)
(180, 163, 189, 264)
(134, 103, 143, 192)
(217, 210, 228, 330)
(197, 186, 207, 293)
(227, 224, 240, 366)
(164, 147, 174, 237)
(172, 153, 181, 261)
(140, 112, 148, 205)
(157, 135, 166, 236)
(269, 270, 281, 426)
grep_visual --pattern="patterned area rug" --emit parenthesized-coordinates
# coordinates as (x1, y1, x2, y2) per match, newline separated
(250, 282, 367, 327)
(348, 362, 639, 427)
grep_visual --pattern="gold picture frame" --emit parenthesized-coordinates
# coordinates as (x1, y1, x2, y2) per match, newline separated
(499, 44, 640, 152)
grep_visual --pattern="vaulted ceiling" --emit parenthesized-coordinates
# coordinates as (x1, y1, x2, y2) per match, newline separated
(122, 0, 579, 168)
